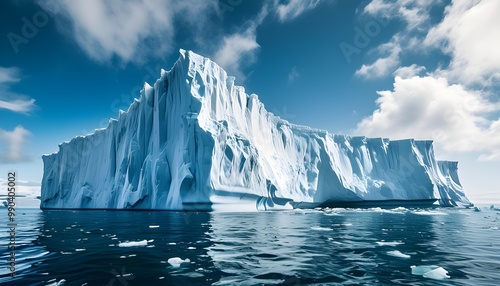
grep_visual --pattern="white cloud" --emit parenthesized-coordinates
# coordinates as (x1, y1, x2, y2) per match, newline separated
(40, 0, 218, 63)
(393, 64, 425, 78)
(0, 67, 21, 84)
(0, 98, 36, 114)
(0, 125, 32, 163)
(275, 0, 320, 22)
(356, 76, 500, 160)
(363, 0, 430, 29)
(425, 0, 500, 86)
(356, 0, 434, 79)
(355, 41, 401, 79)
(213, 28, 260, 82)
(0, 67, 36, 114)
(288, 66, 299, 82)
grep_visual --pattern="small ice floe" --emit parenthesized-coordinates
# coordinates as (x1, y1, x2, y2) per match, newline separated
(411, 265, 450, 280)
(168, 242, 177, 245)
(413, 210, 448, 216)
(490, 205, 500, 211)
(167, 257, 190, 268)
(311, 226, 333, 231)
(46, 278, 66, 286)
(188, 247, 196, 250)
(376, 241, 403, 246)
(75, 249, 85, 252)
(387, 250, 410, 259)
(149, 225, 160, 228)
(473, 207, 481, 212)
(118, 240, 148, 247)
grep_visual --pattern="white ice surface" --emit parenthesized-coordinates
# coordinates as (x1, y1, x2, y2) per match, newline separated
(167, 257, 190, 268)
(40, 49, 472, 210)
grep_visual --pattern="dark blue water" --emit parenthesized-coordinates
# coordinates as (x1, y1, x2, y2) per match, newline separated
(1, 207, 499, 285)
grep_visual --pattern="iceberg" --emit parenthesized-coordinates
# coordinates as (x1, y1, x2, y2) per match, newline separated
(40, 49, 472, 210)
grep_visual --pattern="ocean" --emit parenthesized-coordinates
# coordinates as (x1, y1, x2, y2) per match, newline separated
(1, 206, 499, 285)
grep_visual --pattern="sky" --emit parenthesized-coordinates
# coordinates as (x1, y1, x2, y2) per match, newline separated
(0, 0, 499, 206)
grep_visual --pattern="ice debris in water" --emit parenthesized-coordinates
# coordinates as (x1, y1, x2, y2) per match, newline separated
(118, 240, 148, 247)
(168, 257, 191, 268)
(311, 226, 333, 231)
(386, 250, 410, 258)
(490, 205, 500, 211)
(376, 241, 403, 246)
(411, 265, 450, 280)
(47, 279, 66, 286)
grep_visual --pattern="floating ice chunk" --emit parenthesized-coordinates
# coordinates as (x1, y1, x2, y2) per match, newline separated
(188, 247, 196, 250)
(489, 205, 500, 211)
(323, 211, 341, 216)
(387, 250, 410, 258)
(47, 279, 66, 286)
(411, 265, 450, 280)
(149, 225, 160, 228)
(311, 226, 333, 231)
(118, 240, 148, 247)
(168, 257, 190, 268)
(473, 207, 481, 212)
(413, 211, 448, 216)
(376, 241, 403, 246)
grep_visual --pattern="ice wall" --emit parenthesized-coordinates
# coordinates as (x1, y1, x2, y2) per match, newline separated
(40, 50, 472, 209)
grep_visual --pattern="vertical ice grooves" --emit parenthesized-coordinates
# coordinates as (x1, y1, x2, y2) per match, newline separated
(40, 49, 472, 210)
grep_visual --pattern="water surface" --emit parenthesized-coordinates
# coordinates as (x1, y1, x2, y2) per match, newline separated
(1, 207, 499, 285)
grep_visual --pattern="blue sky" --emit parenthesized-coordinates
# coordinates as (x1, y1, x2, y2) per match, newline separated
(0, 0, 499, 205)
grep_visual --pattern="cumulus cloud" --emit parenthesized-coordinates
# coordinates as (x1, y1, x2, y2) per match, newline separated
(0, 125, 32, 163)
(356, 0, 500, 162)
(275, 0, 320, 22)
(0, 67, 36, 114)
(39, 0, 218, 63)
(356, 76, 500, 160)
(393, 64, 425, 78)
(424, 0, 500, 86)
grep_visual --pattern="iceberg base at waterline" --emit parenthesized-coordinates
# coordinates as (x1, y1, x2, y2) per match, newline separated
(40, 49, 472, 211)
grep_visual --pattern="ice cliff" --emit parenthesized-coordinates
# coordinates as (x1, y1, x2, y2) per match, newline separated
(40, 50, 472, 210)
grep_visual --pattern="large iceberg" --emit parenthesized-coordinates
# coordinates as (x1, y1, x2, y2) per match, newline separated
(40, 50, 472, 210)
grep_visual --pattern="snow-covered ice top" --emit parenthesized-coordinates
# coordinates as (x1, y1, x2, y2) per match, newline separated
(40, 49, 472, 210)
